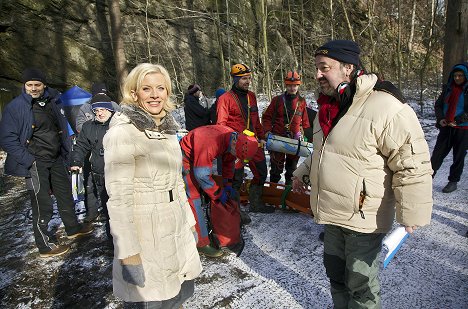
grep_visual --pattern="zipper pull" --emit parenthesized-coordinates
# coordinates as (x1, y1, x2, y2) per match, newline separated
(359, 210, 365, 219)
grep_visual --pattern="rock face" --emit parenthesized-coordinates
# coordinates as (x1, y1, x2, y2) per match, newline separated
(0, 0, 292, 108)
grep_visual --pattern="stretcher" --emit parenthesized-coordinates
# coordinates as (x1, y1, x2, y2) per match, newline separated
(213, 175, 312, 215)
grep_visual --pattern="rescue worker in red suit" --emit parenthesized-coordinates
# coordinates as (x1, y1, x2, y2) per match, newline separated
(216, 63, 275, 213)
(262, 71, 311, 185)
(180, 125, 258, 257)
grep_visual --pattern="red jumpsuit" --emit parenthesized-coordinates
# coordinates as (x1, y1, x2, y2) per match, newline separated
(262, 93, 310, 184)
(180, 125, 236, 247)
(216, 89, 267, 185)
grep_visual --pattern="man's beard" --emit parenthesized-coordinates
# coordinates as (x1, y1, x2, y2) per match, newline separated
(318, 78, 335, 97)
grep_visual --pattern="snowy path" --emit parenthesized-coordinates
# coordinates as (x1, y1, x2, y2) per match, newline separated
(0, 107, 467, 308)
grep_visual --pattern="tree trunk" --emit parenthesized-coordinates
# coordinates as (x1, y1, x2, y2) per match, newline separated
(330, 0, 334, 39)
(406, 0, 417, 81)
(397, 0, 402, 89)
(442, 0, 468, 82)
(214, 0, 227, 88)
(108, 0, 128, 97)
(261, 0, 272, 101)
(419, 0, 438, 113)
(340, 0, 355, 40)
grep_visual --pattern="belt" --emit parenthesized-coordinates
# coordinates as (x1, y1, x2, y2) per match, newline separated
(153, 189, 175, 203)
(169, 189, 174, 202)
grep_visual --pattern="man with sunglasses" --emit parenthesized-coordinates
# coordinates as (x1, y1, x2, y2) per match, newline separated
(216, 64, 275, 214)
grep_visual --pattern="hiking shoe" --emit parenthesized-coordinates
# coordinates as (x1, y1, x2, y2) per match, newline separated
(197, 245, 224, 258)
(39, 244, 70, 258)
(442, 181, 457, 193)
(67, 223, 94, 239)
(240, 209, 252, 225)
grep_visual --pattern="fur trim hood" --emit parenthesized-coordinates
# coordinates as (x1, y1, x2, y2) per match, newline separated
(114, 104, 180, 134)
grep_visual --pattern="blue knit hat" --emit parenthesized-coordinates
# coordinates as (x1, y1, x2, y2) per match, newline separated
(315, 40, 361, 66)
(91, 94, 114, 112)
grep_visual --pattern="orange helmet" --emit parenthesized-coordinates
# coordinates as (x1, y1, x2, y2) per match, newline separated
(230, 63, 252, 77)
(284, 71, 301, 85)
(234, 133, 258, 162)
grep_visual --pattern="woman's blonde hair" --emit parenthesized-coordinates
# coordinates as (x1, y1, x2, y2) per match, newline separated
(121, 63, 175, 112)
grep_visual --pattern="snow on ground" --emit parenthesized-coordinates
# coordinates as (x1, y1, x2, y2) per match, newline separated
(0, 97, 467, 309)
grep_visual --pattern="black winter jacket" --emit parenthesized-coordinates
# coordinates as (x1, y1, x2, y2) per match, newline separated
(71, 117, 111, 175)
(184, 94, 211, 130)
(0, 87, 71, 177)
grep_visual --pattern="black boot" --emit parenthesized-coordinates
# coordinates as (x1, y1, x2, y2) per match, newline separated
(442, 181, 457, 193)
(248, 184, 275, 213)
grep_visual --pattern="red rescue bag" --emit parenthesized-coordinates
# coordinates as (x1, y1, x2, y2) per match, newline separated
(208, 199, 244, 256)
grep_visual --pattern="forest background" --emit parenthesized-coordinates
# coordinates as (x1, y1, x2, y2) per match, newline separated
(0, 0, 466, 111)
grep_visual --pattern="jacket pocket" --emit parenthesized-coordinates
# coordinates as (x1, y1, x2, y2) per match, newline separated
(353, 176, 366, 219)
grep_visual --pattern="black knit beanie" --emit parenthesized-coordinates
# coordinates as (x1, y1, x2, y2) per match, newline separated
(315, 40, 361, 66)
(22, 68, 47, 84)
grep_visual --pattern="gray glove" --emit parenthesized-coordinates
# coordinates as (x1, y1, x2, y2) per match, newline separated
(122, 264, 145, 288)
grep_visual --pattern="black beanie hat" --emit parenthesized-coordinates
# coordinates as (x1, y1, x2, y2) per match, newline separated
(90, 94, 114, 112)
(22, 68, 47, 84)
(188, 84, 201, 95)
(315, 40, 361, 66)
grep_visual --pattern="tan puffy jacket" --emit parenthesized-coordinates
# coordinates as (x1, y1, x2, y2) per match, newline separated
(103, 105, 202, 302)
(294, 74, 433, 233)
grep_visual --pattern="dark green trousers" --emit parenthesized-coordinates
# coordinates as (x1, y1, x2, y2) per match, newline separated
(323, 224, 385, 309)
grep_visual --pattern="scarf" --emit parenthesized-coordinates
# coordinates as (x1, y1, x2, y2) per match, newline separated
(317, 94, 340, 138)
(445, 82, 463, 122)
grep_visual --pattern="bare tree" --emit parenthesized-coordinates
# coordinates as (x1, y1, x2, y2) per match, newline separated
(108, 0, 128, 97)
(442, 0, 468, 82)
(340, 0, 355, 40)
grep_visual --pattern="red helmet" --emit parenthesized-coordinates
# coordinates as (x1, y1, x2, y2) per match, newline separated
(284, 71, 301, 85)
(234, 133, 258, 161)
(230, 63, 252, 77)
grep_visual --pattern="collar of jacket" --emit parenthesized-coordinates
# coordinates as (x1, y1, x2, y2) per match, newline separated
(21, 87, 60, 105)
(120, 104, 180, 134)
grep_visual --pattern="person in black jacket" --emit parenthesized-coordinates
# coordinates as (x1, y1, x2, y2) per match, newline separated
(71, 94, 115, 239)
(184, 84, 211, 130)
(0, 68, 93, 258)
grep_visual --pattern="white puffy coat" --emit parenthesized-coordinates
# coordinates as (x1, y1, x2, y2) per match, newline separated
(103, 105, 202, 302)
(294, 74, 433, 233)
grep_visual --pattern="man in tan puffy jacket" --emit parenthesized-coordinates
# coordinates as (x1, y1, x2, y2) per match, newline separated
(292, 40, 433, 309)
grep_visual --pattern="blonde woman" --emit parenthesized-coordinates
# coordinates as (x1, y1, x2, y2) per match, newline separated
(103, 63, 202, 308)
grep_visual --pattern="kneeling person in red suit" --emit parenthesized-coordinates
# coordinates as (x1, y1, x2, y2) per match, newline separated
(180, 125, 258, 257)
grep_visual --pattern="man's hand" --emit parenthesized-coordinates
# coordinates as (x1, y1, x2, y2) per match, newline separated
(405, 226, 417, 234)
(439, 119, 448, 127)
(70, 166, 81, 172)
(292, 176, 307, 194)
(219, 185, 236, 205)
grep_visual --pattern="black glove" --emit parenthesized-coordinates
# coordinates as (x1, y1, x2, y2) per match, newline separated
(122, 264, 145, 288)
